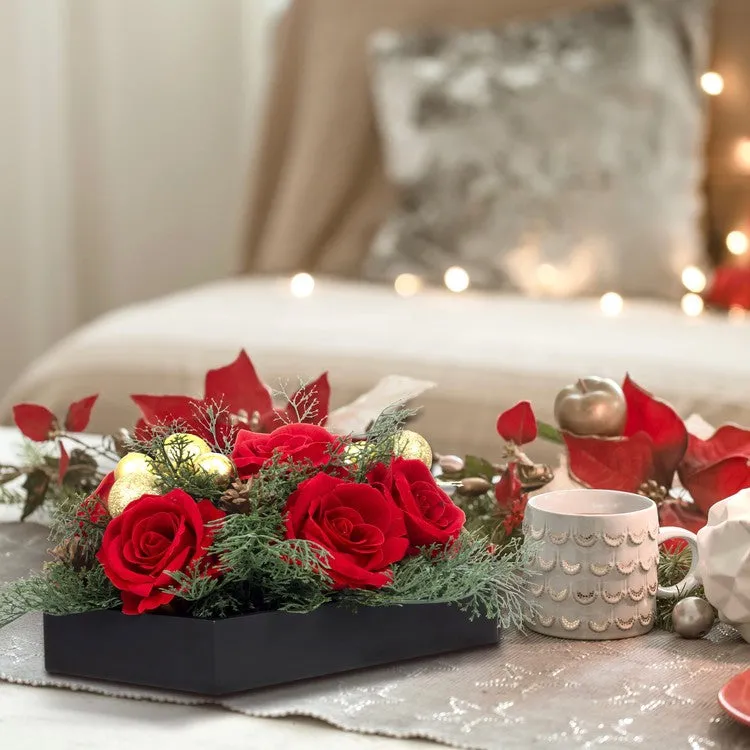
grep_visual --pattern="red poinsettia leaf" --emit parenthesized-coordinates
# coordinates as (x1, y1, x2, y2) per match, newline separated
(494, 462, 523, 510)
(658, 499, 707, 552)
(260, 373, 332, 431)
(677, 425, 750, 513)
(12, 403, 57, 442)
(564, 431, 654, 492)
(131, 394, 203, 426)
(621, 375, 687, 486)
(64, 394, 98, 432)
(679, 456, 750, 515)
(203, 349, 273, 419)
(496, 401, 537, 445)
(58, 442, 70, 485)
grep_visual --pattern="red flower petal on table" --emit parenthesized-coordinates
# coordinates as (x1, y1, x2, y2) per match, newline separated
(204, 349, 273, 418)
(58, 442, 70, 485)
(262, 373, 332, 430)
(12, 403, 57, 442)
(496, 401, 537, 445)
(622, 375, 687, 487)
(64, 395, 98, 432)
(494, 463, 524, 510)
(677, 425, 750, 513)
(564, 431, 655, 492)
(658, 498, 707, 552)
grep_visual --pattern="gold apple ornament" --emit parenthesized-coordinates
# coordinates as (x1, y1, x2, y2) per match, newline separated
(553, 376, 626, 437)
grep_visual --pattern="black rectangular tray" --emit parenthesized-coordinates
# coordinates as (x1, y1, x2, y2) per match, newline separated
(44, 603, 498, 695)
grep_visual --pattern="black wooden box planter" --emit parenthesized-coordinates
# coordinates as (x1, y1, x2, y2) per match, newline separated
(43, 603, 499, 696)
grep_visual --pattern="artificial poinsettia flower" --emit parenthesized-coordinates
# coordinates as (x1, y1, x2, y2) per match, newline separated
(131, 350, 330, 444)
(564, 375, 687, 493)
(496, 402, 537, 445)
(13, 395, 99, 442)
(704, 264, 750, 311)
(677, 425, 750, 513)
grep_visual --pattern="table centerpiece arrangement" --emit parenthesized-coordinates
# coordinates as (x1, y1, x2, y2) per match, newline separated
(0, 351, 532, 695)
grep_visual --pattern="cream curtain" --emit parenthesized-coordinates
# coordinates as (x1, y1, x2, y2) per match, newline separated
(0, 0, 284, 395)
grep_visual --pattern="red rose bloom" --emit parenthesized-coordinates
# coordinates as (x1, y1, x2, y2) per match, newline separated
(232, 423, 341, 478)
(368, 459, 465, 550)
(284, 472, 408, 589)
(96, 489, 225, 615)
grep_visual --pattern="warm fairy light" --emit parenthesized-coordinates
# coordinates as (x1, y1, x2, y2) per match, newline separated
(681, 266, 707, 293)
(735, 139, 750, 173)
(290, 272, 315, 298)
(394, 273, 422, 297)
(444, 266, 470, 293)
(681, 293, 704, 317)
(599, 292, 623, 317)
(700, 72, 724, 96)
(536, 263, 558, 287)
(726, 231, 749, 256)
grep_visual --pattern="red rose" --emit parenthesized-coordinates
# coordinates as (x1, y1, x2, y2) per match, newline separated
(96, 489, 225, 614)
(368, 458, 465, 550)
(232, 423, 341, 478)
(284, 472, 408, 589)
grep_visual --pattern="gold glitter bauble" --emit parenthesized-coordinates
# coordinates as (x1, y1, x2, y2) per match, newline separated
(163, 433, 211, 464)
(194, 452, 235, 488)
(342, 441, 376, 466)
(114, 451, 152, 481)
(393, 430, 433, 467)
(107, 471, 161, 517)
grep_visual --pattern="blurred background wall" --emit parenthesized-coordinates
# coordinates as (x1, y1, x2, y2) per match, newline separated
(0, 0, 287, 395)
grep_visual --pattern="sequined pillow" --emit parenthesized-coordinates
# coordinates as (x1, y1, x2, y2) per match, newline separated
(365, 0, 711, 298)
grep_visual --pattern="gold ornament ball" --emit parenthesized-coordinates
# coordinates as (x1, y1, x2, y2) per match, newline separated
(163, 432, 211, 464)
(194, 452, 235, 487)
(114, 451, 153, 481)
(393, 430, 433, 467)
(342, 441, 375, 466)
(107, 471, 161, 517)
(672, 597, 715, 639)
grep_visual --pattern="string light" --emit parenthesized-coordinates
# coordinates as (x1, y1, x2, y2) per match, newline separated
(735, 139, 750, 173)
(681, 293, 704, 317)
(729, 306, 747, 323)
(394, 273, 422, 297)
(444, 266, 470, 293)
(290, 272, 315, 298)
(681, 266, 707, 293)
(726, 231, 749, 256)
(599, 292, 623, 317)
(700, 71, 724, 96)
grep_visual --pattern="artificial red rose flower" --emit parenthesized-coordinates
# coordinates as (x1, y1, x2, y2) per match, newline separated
(497, 401, 537, 445)
(232, 423, 341, 478)
(368, 458, 465, 550)
(564, 375, 687, 492)
(96, 489, 225, 615)
(704, 264, 750, 311)
(284, 472, 408, 589)
(131, 350, 331, 444)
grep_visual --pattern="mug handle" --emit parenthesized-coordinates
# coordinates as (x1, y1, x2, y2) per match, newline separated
(656, 526, 700, 598)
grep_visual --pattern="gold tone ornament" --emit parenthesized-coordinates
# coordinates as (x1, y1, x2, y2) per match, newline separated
(194, 452, 235, 487)
(342, 441, 376, 466)
(553, 376, 626, 437)
(114, 451, 153, 481)
(163, 433, 211, 464)
(107, 471, 161, 517)
(393, 430, 433, 467)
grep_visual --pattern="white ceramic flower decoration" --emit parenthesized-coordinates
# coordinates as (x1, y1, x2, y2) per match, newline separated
(697, 488, 750, 642)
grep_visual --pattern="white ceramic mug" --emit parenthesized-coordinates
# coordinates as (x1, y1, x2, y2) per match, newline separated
(523, 489, 700, 640)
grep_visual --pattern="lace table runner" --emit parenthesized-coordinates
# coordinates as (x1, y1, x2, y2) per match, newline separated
(2, 523, 750, 750)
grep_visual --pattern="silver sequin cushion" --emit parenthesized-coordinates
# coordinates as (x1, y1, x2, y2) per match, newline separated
(365, 0, 711, 298)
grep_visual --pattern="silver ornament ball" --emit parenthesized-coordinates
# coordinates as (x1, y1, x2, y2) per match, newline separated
(672, 597, 715, 639)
